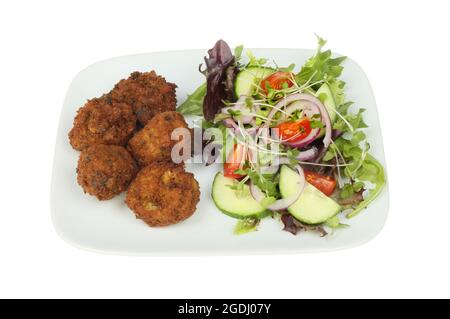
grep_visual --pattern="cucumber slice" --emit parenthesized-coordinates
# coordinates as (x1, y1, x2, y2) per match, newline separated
(234, 67, 274, 98)
(212, 173, 269, 219)
(315, 83, 337, 123)
(315, 83, 337, 138)
(279, 166, 341, 224)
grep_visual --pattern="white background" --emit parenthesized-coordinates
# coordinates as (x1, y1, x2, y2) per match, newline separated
(1, 0, 449, 298)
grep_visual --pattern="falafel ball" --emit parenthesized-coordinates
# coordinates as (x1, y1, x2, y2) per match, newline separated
(77, 144, 138, 200)
(125, 162, 200, 226)
(109, 71, 177, 126)
(69, 96, 137, 151)
(127, 111, 190, 166)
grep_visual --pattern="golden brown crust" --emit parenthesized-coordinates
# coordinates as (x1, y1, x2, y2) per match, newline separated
(69, 96, 137, 151)
(77, 144, 138, 200)
(125, 162, 200, 226)
(109, 71, 177, 126)
(127, 111, 190, 166)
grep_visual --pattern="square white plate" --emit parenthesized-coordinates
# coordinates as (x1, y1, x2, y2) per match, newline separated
(51, 48, 389, 255)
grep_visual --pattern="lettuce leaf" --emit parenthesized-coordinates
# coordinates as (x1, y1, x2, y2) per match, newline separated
(346, 154, 386, 218)
(281, 214, 328, 236)
(304, 37, 386, 218)
(234, 218, 260, 235)
(295, 35, 347, 89)
(325, 215, 349, 229)
(203, 40, 237, 121)
(238, 168, 280, 198)
(177, 82, 206, 116)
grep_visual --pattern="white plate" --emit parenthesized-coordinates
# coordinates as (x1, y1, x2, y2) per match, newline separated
(51, 49, 389, 255)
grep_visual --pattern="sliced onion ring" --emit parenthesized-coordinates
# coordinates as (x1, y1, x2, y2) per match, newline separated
(294, 94, 332, 148)
(296, 147, 318, 161)
(283, 100, 320, 121)
(223, 96, 254, 124)
(262, 93, 332, 149)
(266, 164, 305, 211)
(223, 118, 258, 135)
(272, 124, 320, 149)
(262, 94, 308, 130)
(249, 165, 307, 211)
(223, 118, 239, 130)
(284, 127, 321, 148)
(250, 181, 265, 202)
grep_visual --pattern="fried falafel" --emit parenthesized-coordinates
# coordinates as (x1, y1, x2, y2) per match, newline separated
(125, 162, 200, 227)
(109, 71, 177, 126)
(69, 96, 136, 151)
(127, 111, 190, 166)
(77, 144, 138, 200)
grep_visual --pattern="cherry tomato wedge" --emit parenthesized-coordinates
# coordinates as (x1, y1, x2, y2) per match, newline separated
(276, 118, 312, 143)
(260, 71, 294, 94)
(304, 170, 337, 196)
(224, 144, 247, 179)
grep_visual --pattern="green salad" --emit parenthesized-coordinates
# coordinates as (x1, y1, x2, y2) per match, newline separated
(178, 36, 386, 236)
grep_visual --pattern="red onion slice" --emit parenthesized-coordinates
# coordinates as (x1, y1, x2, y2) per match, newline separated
(239, 114, 254, 124)
(249, 181, 265, 202)
(223, 118, 239, 129)
(278, 157, 292, 165)
(223, 117, 258, 136)
(261, 96, 290, 131)
(245, 120, 259, 135)
(284, 128, 320, 148)
(266, 165, 305, 211)
(262, 93, 332, 148)
(296, 147, 318, 161)
(283, 100, 320, 121)
(234, 95, 247, 107)
(295, 94, 332, 148)
(272, 124, 320, 148)
(247, 148, 257, 165)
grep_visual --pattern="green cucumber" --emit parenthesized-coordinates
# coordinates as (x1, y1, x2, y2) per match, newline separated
(212, 173, 269, 219)
(315, 83, 337, 123)
(279, 165, 341, 224)
(315, 83, 337, 138)
(234, 67, 275, 98)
